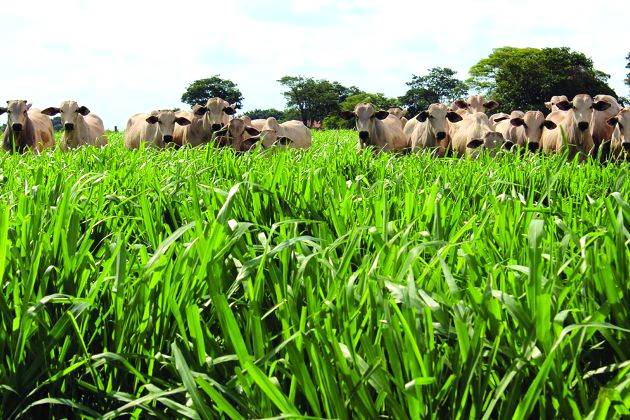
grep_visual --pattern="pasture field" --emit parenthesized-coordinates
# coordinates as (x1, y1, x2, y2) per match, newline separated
(0, 130, 629, 419)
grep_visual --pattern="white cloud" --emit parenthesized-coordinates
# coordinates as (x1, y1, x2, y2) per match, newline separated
(1, 0, 628, 128)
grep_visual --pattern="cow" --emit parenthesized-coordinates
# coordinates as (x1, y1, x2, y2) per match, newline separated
(0, 100, 54, 153)
(489, 112, 511, 129)
(606, 108, 630, 161)
(404, 103, 462, 155)
(212, 118, 261, 151)
(124, 109, 191, 149)
(451, 95, 499, 116)
(174, 99, 237, 147)
(202, 97, 237, 131)
(340, 103, 409, 152)
(496, 110, 556, 152)
(249, 117, 312, 149)
(540, 94, 610, 159)
(590, 94, 621, 161)
(450, 112, 513, 156)
(388, 107, 408, 128)
(41, 101, 107, 150)
(545, 95, 569, 112)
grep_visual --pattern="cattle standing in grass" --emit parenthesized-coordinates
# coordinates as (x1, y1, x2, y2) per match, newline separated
(540, 94, 610, 159)
(41, 101, 107, 150)
(450, 112, 512, 156)
(590, 94, 621, 161)
(340, 103, 409, 152)
(125, 110, 191, 149)
(212, 118, 261, 151)
(0, 100, 54, 153)
(249, 117, 312, 149)
(388, 107, 408, 128)
(174, 99, 237, 147)
(606, 108, 630, 161)
(496, 110, 556, 152)
(489, 112, 511, 129)
(545, 95, 569, 112)
(451, 95, 499, 116)
(404, 103, 462, 155)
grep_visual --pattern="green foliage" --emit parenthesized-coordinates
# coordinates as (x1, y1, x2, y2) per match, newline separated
(278, 76, 359, 125)
(0, 132, 629, 418)
(181, 75, 244, 108)
(625, 52, 630, 92)
(244, 108, 285, 121)
(324, 92, 400, 129)
(469, 47, 618, 113)
(399, 67, 469, 117)
(51, 116, 62, 131)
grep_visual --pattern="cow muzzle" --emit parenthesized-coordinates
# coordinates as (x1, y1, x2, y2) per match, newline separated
(359, 131, 369, 141)
(436, 132, 446, 141)
(212, 124, 223, 131)
(163, 135, 174, 143)
(578, 122, 589, 132)
(64, 123, 75, 131)
(527, 142, 540, 152)
(11, 123, 22, 132)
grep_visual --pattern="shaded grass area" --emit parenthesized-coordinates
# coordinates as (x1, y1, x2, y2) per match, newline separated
(0, 130, 629, 418)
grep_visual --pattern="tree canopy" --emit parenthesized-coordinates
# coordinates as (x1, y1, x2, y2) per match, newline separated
(625, 52, 629, 92)
(399, 67, 468, 117)
(324, 92, 400, 129)
(181, 75, 244, 109)
(244, 108, 285, 121)
(468, 47, 617, 114)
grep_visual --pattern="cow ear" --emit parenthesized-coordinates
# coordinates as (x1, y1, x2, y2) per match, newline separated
(453, 100, 468, 109)
(194, 106, 208, 116)
(375, 110, 389, 120)
(146, 115, 159, 124)
(176, 116, 191, 126)
(593, 101, 611, 112)
(0, 107, 6, 115)
(41, 107, 61, 116)
(213, 127, 229, 137)
(467, 139, 484, 149)
(339, 111, 354, 120)
(542, 120, 557, 130)
(416, 111, 429, 122)
(483, 101, 499, 111)
(277, 136, 293, 146)
(245, 126, 260, 136)
(510, 117, 525, 127)
(556, 100, 572, 111)
(446, 111, 463, 123)
(77, 106, 90, 116)
(223, 106, 237, 116)
(494, 116, 510, 123)
(25, 103, 32, 111)
(606, 116, 619, 127)
(503, 141, 515, 150)
(545, 101, 553, 110)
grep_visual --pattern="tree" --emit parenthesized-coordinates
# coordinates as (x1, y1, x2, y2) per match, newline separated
(468, 47, 618, 114)
(52, 117, 63, 131)
(244, 108, 285, 121)
(181, 75, 244, 108)
(626, 52, 630, 92)
(323, 92, 400, 129)
(278, 76, 358, 126)
(399, 67, 468, 117)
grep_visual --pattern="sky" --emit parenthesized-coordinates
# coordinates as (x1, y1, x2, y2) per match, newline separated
(1, 0, 629, 129)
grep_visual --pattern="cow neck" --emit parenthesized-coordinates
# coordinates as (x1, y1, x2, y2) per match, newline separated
(563, 110, 589, 148)
(63, 115, 87, 148)
(370, 119, 389, 149)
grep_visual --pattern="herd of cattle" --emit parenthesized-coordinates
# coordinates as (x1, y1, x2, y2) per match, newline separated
(1, 94, 629, 160)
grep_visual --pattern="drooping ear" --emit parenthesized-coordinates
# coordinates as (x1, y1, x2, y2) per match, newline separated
(339, 111, 354, 120)
(146, 115, 159, 124)
(77, 105, 90, 116)
(545, 101, 553, 110)
(0, 107, 6, 115)
(245, 126, 260, 136)
(453, 100, 468, 109)
(213, 127, 229, 137)
(555, 100, 572, 111)
(446, 111, 463, 123)
(467, 139, 484, 149)
(542, 120, 557, 130)
(606, 116, 619, 127)
(375, 110, 389, 120)
(483, 101, 499, 111)
(194, 106, 208, 116)
(493, 116, 509, 123)
(41, 107, 61, 116)
(277, 136, 293, 146)
(503, 141, 515, 150)
(175, 116, 191, 126)
(416, 111, 429, 122)
(241, 136, 261, 151)
(25, 103, 32, 111)
(510, 117, 525, 127)
(223, 106, 237, 116)
(593, 101, 611, 112)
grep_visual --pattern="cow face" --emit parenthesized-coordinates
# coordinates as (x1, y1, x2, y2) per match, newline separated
(214, 118, 261, 151)
(42, 101, 90, 131)
(146, 110, 191, 143)
(466, 132, 513, 157)
(256, 117, 292, 147)
(545, 95, 569, 112)
(416, 103, 462, 144)
(608, 109, 630, 151)
(339, 103, 389, 143)
(387, 107, 407, 119)
(453, 95, 499, 114)
(510, 110, 556, 151)
(199, 98, 237, 132)
(556, 94, 610, 132)
(1, 100, 31, 132)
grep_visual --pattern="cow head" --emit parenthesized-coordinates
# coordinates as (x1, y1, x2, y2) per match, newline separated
(607, 108, 630, 152)
(213, 118, 261, 151)
(416, 103, 462, 145)
(196, 98, 237, 132)
(453, 95, 499, 114)
(146, 110, 191, 143)
(387, 107, 408, 119)
(1, 100, 31, 132)
(545, 95, 569, 112)
(510, 110, 556, 151)
(556, 94, 610, 132)
(339, 103, 389, 143)
(42, 101, 90, 131)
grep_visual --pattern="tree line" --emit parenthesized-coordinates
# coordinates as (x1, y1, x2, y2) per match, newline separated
(180, 47, 630, 130)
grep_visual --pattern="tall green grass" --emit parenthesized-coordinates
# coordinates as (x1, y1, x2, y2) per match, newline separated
(0, 130, 628, 418)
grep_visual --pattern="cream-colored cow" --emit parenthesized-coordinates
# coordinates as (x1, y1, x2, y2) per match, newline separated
(174, 98, 237, 147)
(606, 108, 630, 161)
(404, 103, 462, 155)
(212, 118, 261, 151)
(496, 110, 556, 152)
(545, 95, 569, 112)
(340, 103, 409, 152)
(0, 100, 54, 153)
(489, 112, 511, 129)
(540, 95, 610, 159)
(590, 94, 621, 159)
(388, 107, 408, 128)
(451, 95, 499, 116)
(41, 101, 107, 150)
(450, 112, 512, 156)
(249, 117, 311, 149)
(125, 110, 191, 149)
